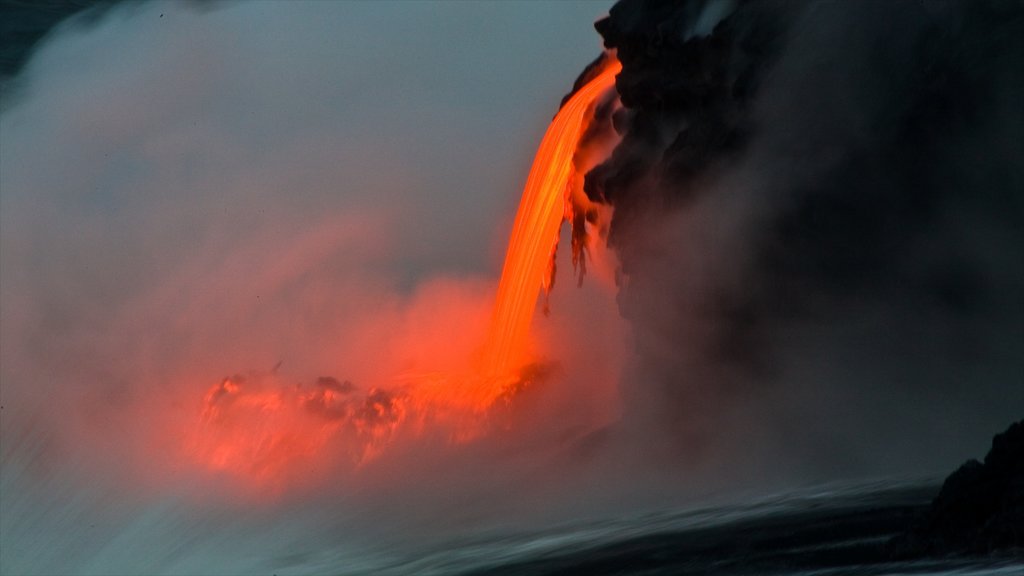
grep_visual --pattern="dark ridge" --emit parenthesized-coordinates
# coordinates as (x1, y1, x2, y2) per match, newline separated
(0, 0, 121, 81)
(578, 0, 1024, 447)
(891, 419, 1024, 558)
(585, 0, 792, 265)
(586, 0, 1024, 320)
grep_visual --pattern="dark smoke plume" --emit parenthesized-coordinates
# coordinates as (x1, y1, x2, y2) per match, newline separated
(586, 0, 1024, 482)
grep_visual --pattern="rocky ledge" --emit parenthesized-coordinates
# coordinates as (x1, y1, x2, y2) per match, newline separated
(892, 419, 1023, 558)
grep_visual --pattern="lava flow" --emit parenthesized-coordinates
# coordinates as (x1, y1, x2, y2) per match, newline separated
(481, 55, 621, 378)
(187, 55, 621, 489)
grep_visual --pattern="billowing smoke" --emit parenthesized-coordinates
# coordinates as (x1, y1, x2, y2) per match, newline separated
(588, 0, 1023, 484)
(1, 2, 630, 573)
(3, 0, 1022, 572)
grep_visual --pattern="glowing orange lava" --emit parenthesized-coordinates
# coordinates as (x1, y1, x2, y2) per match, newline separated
(481, 56, 621, 378)
(186, 55, 621, 489)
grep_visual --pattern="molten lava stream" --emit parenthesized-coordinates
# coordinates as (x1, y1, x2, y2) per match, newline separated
(186, 55, 621, 490)
(481, 55, 621, 379)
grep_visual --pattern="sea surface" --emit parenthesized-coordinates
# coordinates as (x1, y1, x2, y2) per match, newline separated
(8, 460, 1023, 575)
(368, 479, 1023, 576)
(1, 3, 1021, 575)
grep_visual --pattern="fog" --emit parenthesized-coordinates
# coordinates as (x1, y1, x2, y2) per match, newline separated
(0, 2, 635, 573)
(594, 0, 1024, 486)
(2, 1, 1022, 574)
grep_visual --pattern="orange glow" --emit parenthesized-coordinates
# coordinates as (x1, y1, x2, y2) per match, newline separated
(185, 55, 621, 490)
(482, 56, 621, 377)
(188, 375, 397, 488)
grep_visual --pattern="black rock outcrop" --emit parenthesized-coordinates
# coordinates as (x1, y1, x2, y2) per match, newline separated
(893, 420, 1023, 557)
(575, 0, 1024, 464)
(587, 0, 791, 264)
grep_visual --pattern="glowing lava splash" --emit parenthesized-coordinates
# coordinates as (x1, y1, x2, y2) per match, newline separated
(188, 55, 620, 489)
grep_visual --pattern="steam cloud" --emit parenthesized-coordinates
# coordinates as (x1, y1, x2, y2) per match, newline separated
(1, 2, 626, 573)
(1, 0, 1022, 573)
(589, 0, 1023, 484)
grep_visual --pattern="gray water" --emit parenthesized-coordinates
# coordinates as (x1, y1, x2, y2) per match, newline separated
(4, 449, 1020, 576)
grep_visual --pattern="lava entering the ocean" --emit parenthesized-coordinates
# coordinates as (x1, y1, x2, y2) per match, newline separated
(187, 54, 621, 489)
(481, 55, 621, 378)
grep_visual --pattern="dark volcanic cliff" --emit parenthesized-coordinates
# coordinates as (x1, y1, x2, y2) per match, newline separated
(894, 420, 1024, 557)
(575, 0, 1024, 481)
(589, 0, 789, 246)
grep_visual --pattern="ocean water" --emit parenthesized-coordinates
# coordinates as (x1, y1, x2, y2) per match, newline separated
(383, 480, 1022, 576)
(2, 3, 1020, 574)
(4, 449, 1020, 576)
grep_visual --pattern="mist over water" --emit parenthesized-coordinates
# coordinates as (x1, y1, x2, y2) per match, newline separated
(592, 0, 1024, 487)
(2, 1, 1022, 574)
(0, 1, 633, 573)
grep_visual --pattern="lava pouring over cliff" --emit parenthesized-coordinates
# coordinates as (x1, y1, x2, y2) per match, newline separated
(186, 55, 622, 489)
(482, 55, 622, 377)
